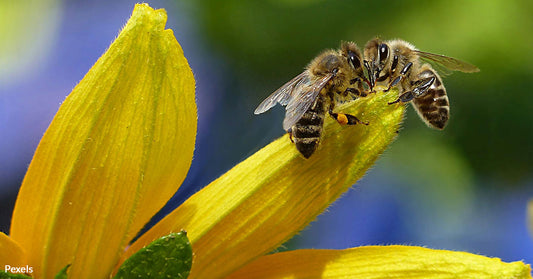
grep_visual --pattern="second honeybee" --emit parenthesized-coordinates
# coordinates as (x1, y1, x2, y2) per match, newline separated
(364, 38, 479, 129)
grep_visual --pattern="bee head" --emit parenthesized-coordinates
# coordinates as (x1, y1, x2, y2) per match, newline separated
(364, 38, 390, 88)
(311, 53, 342, 76)
(340, 41, 363, 72)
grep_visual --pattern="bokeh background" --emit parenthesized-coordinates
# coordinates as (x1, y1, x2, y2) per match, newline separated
(2, 0, 532, 266)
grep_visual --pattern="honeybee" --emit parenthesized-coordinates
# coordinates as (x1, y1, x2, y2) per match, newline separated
(364, 38, 479, 129)
(254, 42, 370, 158)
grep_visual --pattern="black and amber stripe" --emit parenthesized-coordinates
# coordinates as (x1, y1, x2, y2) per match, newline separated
(412, 69, 449, 129)
(291, 96, 326, 158)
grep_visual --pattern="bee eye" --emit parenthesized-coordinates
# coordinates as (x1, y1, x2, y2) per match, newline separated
(348, 51, 361, 69)
(378, 43, 389, 62)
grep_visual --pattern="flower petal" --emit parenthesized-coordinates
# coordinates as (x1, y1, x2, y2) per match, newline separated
(124, 87, 404, 278)
(10, 4, 196, 278)
(226, 246, 532, 279)
(0, 232, 26, 269)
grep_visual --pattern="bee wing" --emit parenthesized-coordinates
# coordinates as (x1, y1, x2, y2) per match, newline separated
(282, 73, 333, 131)
(415, 50, 480, 73)
(254, 72, 308, 114)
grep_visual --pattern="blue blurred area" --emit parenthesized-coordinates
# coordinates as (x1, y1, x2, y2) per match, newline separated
(288, 167, 533, 263)
(1, 0, 532, 266)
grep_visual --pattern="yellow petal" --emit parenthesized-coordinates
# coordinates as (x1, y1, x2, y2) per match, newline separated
(10, 4, 196, 278)
(123, 87, 404, 278)
(0, 232, 26, 269)
(226, 246, 532, 279)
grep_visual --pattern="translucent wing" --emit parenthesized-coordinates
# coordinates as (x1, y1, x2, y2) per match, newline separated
(282, 73, 333, 130)
(415, 50, 480, 73)
(254, 72, 308, 114)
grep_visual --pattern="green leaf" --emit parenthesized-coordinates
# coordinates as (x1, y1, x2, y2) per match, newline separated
(0, 270, 32, 279)
(54, 264, 70, 279)
(114, 231, 192, 279)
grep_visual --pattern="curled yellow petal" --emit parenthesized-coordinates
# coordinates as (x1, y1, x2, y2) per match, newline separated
(123, 87, 404, 278)
(226, 246, 532, 279)
(10, 4, 196, 278)
(0, 232, 26, 269)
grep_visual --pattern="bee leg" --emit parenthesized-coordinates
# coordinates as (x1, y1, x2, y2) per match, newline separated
(388, 76, 435, 105)
(349, 77, 361, 85)
(329, 110, 369, 125)
(287, 128, 294, 143)
(327, 100, 368, 125)
(384, 62, 413, 92)
(411, 76, 435, 96)
(390, 55, 399, 75)
(388, 91, 415, 105)
(344, 113, 369, 125)
(344, 87, 366, 98)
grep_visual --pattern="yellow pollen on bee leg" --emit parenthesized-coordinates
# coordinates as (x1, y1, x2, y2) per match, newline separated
(337, 113, 348, 125)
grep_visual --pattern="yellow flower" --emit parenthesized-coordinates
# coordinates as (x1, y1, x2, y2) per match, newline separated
(0, 3, 530, 279)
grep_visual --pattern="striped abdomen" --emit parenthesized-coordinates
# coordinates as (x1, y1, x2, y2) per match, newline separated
(412, 68, 449, 129)
(291, 95, 326, 158)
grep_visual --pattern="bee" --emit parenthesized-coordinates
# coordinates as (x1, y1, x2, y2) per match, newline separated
(364, 38, 479, 129)
(254, 42, 370, 158)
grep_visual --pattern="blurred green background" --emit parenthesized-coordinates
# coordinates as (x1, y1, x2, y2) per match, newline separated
(1, 0, 532, 265)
